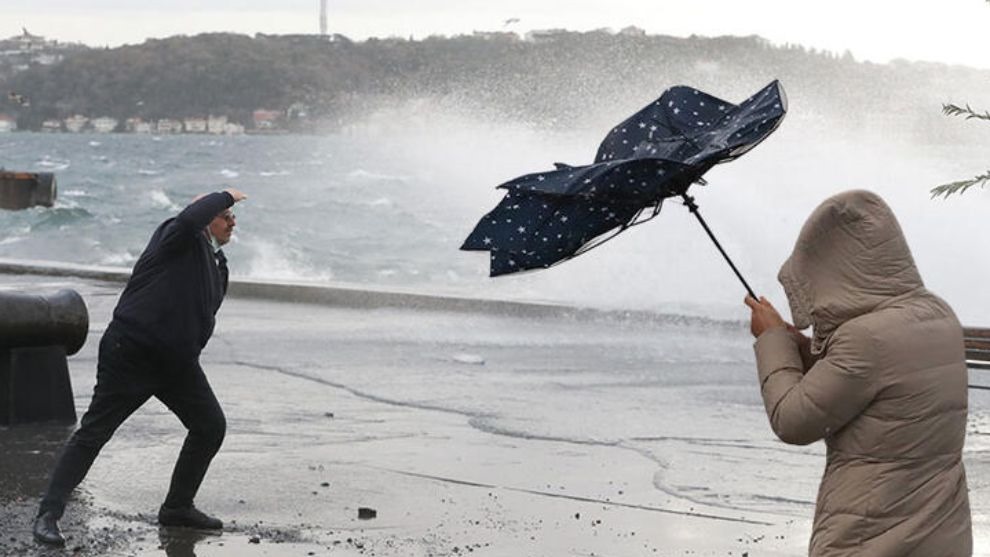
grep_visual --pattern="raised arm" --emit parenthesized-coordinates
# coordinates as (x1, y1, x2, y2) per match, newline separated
(180, 191, 233, 227)
(158, 189, 245, 252)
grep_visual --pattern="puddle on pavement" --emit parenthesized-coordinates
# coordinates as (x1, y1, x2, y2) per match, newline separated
(131, 527, 363, 557)
(0, 423, 74, 501)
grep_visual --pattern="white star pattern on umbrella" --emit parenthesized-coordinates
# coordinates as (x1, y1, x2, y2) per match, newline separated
(462, 80, 786, 277)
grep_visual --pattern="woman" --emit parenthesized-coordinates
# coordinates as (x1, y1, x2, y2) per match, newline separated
(745, 189, 971, 556)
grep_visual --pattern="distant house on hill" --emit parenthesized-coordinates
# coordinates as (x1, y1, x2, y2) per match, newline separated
(207, 115, 228, 134)
(11, 28, 46, 51)
(252, 109, 281, 130)
(64, 114, 88, 133)
(32, 52, 61, 65)
(0, 114, 16, 132)
(125, 117, 153, 134)
(287, 103, 309, 120)
(183, 117, 207, 133)
(619, 26, 647, 37)
(254, 33, 340, 45)
(91, 116, 118, 133)
(524, 29, 568, 43)
(0, 28, 83, 81)
(472, 31, 519, 42)
(156, 118, 183, 134)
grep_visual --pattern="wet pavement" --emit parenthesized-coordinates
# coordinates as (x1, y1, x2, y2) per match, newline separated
(1, 272, 988, 556)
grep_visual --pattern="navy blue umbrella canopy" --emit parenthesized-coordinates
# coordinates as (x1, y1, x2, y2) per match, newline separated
(462, 80, 787, 293)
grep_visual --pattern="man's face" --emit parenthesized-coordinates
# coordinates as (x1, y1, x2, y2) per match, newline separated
(208, 209, 236, 245)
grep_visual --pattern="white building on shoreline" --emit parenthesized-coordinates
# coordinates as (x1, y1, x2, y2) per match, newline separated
(91, 116, 118, 133)
(64, 114, 88, 133)
(183, 117, 207, 133)
(155, 119, 183, 134)
(207, 115, 228, 134)
(0, 114, 16, 132)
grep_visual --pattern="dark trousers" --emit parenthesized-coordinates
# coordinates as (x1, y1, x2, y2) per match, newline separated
(39, 326, 226, 518)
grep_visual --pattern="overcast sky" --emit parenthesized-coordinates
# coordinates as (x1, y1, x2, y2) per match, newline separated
(4, 0, 990, 69)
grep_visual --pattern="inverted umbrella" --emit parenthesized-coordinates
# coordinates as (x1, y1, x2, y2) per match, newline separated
(461, 80, 787, 298)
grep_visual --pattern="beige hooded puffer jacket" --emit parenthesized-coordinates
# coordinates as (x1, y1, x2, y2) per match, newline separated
(753, 190, 971, 556)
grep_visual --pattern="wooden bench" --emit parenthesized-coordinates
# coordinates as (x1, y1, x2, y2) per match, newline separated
(965, 327, 990, 371)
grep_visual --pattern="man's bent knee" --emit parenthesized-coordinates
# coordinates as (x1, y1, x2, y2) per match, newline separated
(194, 413, 226, 451)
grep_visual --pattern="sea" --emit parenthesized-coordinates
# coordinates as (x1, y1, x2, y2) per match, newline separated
(1, 108, 988, 324)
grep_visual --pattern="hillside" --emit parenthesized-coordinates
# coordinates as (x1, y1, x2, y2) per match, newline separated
(2, 30, 988, 139)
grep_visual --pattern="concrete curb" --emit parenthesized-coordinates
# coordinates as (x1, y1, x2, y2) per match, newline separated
(0, 258, 739, 328)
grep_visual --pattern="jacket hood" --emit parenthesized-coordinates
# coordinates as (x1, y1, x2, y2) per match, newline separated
(778, 189, 923, 353)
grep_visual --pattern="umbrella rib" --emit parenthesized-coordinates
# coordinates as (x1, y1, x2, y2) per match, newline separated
(565, 223, 632, 259)
(568, 201, 663, 259)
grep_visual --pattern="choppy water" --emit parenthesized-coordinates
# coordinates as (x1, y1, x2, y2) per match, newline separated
(1, 106, 989, 325)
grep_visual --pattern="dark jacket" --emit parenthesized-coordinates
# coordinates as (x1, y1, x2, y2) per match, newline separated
(754, 190, 971, 556)
(111, 191, 233, 361)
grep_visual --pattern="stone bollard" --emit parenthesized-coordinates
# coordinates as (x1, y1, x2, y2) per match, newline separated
(0, 289, 88, 425)
(0, 171, 58, 210)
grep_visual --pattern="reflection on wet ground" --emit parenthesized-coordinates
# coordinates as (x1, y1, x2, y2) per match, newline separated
(0, 423, 148, 556)
(0, 423, 74, 502)
(157, 528, 221, 557)
(147, 527, 347, 557)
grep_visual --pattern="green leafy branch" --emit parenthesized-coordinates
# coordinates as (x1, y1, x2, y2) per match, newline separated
(929, 3, 990, 198)
(942, 103, 990, 121)
(931, 100, 990, 198)
(931, 170, 990, 199)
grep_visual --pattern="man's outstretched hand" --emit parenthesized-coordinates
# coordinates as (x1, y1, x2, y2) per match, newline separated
(744, 296, 788, 338)
(224, 188, 248, 203)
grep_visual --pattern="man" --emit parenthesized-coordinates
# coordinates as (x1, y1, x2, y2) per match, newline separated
(745, 189, 971, 556)
(33, 188, 247, 545)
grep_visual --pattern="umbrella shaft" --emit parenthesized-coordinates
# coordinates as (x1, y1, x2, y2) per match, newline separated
(681, 195, 758, 300)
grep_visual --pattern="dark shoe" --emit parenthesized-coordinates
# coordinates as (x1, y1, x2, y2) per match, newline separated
(158, 505, 223, 530)
(33, 511, 65, 546)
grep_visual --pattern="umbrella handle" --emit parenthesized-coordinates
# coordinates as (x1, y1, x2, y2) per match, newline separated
(681, 194, 758, 300)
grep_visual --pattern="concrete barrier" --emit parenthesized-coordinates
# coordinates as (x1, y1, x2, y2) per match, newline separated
(0, 258, 737, 330)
